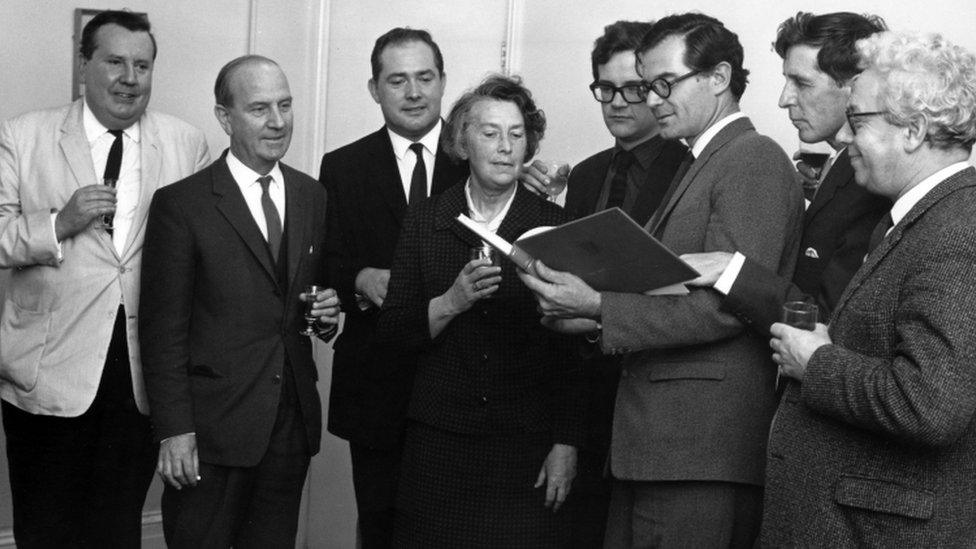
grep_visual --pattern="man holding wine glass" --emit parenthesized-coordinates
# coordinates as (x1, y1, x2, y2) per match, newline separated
(140, 55, 339, 547)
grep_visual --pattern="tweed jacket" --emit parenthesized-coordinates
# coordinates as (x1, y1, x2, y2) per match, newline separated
(140, 156, 328, 466)
(762, 167, 976, 548)
(722, 149, 890, 334)
(599, 117, 804, 485)
(0, 99, 209, 416)
(376, 184, 584, 446)
(320, 126, 468, 449)
(564, 136, 688, 226)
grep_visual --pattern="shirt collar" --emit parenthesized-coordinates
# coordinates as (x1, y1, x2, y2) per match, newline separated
(464, 178, 518, 233)
(82, 99, 141, 145)
(388, 120, 442, 160)
(689, 111, 745, 158)
(890, 161, 970, 227)
(225, 149, 284, 190)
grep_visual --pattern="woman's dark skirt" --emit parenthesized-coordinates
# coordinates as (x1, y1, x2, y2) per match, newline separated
(394, 421, 569, 548)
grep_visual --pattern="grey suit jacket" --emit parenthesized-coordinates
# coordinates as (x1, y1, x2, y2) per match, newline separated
(762, 167, 976, 548)
(0, 99, 209, 415)
(600, 117, 803, 485)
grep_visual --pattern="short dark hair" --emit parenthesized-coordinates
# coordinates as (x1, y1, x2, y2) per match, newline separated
(444, 74, 546, 162)
(80, 10, 156, 60)
(370, 27, 444, 81)
(774, 12, 887, 84)
(591, 20, 654, 81)
(638, 13, 749, 100)
(214, 55, 279, 108)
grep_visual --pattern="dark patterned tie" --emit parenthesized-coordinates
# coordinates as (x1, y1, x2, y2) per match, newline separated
(866, 212, 893, 254)
(408, 142, 427, 205)
(606, 149, 636, 210)
(102, 129, 124, 234)
(257, 175, 282, 262)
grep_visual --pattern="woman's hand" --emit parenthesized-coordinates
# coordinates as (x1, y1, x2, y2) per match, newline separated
(535, 443, 577, 512)
(445, 258, 502, 312)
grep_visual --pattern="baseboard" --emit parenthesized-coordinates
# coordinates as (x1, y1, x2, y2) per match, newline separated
(0, 511, 164, 548)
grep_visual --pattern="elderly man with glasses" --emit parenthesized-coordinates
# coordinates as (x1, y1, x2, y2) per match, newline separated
(763, 30, 976, 547)
(519, 12, 802, 548)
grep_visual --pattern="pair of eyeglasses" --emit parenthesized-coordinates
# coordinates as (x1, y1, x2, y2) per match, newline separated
(645, 70, 701, 99)
(845, 111, 887, 135)
(589, 82, 647, 104)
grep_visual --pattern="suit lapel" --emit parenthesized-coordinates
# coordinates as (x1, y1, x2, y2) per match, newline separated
(804, 149, 853, 228)
(368, 128, 409, 226)
(572, 149, 612, 218)
(434, 184, 481, 247)
(212, 156, 278, 283)
(432, 142, 466, 196)
(833, 167, 976, 315)
(495, 187, 543, 243)
(648, 117, 753, 235)
(121, 113, 162, 259)
(58, 101, 98, 194)
(282, 163, 309, 292)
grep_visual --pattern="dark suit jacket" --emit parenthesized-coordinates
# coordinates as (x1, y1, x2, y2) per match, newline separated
(762, 167, 976, 547)
(320, 127, 468, 448)
(375, 184, 584, 445)
(140, 156, 327, 467)
(723, 149, 890, 334)
(564, 137, 688, 226)
(600, 117, 804, 486)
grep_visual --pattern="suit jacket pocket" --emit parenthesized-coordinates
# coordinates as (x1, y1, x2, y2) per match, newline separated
(188, 364, 226, 379)
(834, 475, 934, 519)
(0, 301, 51, 391)
(644, 361, 725, 382)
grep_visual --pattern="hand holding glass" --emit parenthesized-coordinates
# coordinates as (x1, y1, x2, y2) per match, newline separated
(300, 285, 326, 336)
(102, 178, 117, 230)
(542, 161, 569, 201)
(470, 245, 500, 297)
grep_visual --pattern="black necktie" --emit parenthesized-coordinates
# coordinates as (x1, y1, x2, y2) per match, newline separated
(866, 212, 893, 254)
(102, 129, 124, 234)
(257, 175, 282, 262)
(606, 149, 636, 210)
(408, 143, 427, 205)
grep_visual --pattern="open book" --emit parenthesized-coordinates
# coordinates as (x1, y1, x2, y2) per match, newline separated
(456, 208, 699, 295)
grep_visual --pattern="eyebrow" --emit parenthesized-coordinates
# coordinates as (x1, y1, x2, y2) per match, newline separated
(386, 69, 436, 79)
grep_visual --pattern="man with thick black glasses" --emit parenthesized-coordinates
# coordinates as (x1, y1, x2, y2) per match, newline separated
(519, 13, 801, 547)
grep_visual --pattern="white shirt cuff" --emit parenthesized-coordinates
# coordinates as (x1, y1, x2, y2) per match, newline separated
(713, 252, 746, 295)
(49, 211, 63, 262)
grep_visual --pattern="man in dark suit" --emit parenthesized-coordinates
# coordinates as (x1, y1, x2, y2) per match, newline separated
(0, 11, 210, 547)
(520, 13, 802, 547)
(766, 31, 976, 546)
(550, 20, 689, 548)
(319, 28, 468, 548)
(682, 12, 889, 333)
(140, 55, 340, 548)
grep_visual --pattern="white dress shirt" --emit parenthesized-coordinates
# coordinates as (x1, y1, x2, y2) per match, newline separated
(225, 151, 286, 240)
(388, 120, 441, 200)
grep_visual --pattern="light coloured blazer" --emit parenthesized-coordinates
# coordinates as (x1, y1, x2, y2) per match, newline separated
(0, 99, 209, 416)
(762, 167, 976, 547)
(599, 117, 803, 486)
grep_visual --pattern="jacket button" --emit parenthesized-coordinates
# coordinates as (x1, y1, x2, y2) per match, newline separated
(480, 396, 488, 405)
(272, 374, 281, 384)
(481, 353, 489, 362)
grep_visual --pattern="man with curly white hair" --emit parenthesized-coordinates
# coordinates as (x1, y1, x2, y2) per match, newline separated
(762, 30, 976, 547)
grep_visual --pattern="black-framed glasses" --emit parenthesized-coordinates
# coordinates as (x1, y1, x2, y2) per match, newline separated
(589, 82, 648, 104)
(845, 110, 887, 134)
(646, 70, 701, 99)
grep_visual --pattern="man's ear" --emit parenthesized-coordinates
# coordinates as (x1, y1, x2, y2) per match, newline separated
(709, 61, 732, 96)
(214, 104, 232, 137)
(903, 113, 929, 153)
(368, 78, 380, 104)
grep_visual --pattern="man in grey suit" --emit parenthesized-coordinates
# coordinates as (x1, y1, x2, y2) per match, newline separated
(520, 13, 802, 547)
(766, 31, 976, 547)
(0, 10, 209, 547)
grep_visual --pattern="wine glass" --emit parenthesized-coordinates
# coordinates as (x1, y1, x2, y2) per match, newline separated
(102, 178, 117, 231)
(299, 284, 325, 336)
(542, 161, 569, 202)
(781, 301, 818, 330)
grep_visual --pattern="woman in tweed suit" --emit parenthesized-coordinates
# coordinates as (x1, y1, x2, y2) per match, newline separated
(376, 75, 584, 548)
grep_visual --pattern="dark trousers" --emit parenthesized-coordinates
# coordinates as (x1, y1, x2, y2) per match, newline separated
(2, 306, 156, 549)
(161, 362, 311, 549)
(350, 439, 403, 549)
(604, 480, 763, 549)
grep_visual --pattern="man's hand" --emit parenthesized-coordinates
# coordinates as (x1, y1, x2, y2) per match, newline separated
(304, 287, 340, 326)
(157, 433, 199, 489)
(517, 260, 600, 319)
(54, 185, 117, 241)
(520, 159, 552, 195)
(770, 322, 831, 382)
(534, 443, 577, 512)
(354, 267, 390, 308)
(793, 151, 823, 199)
(680, 251, 734, 287)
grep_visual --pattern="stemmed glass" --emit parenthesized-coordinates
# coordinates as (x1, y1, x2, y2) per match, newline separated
(543, 161, 569, 202)
(299, 284, 325, 336)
